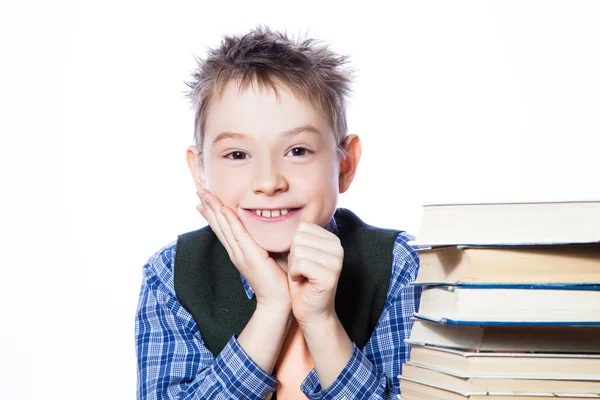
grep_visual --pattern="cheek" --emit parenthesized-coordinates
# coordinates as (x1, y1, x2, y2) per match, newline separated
(303, 177, 338, 199)
(297, 159, 339, 195)
(294, 165, 339, 220)
(206, 167, 248, 206)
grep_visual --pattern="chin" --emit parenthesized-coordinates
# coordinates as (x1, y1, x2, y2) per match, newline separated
(252, 230, 293, 253)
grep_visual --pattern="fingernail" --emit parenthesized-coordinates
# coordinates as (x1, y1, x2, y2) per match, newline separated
(220, 207, 226, 216)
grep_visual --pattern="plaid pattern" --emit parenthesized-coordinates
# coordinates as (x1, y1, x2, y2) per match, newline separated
(135, 221, 421, 399)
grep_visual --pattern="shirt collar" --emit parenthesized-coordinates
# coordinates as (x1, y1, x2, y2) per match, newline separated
(240, 215, 339, 299)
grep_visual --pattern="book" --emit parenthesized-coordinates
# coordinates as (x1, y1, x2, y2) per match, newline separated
(401, 362, 600, 394)
(411, 201, 600, 246)
(407, 344, 600, 379)
(414, 286, 600, 325)
(406, 319, 600, 353)
(414, 244, 600, 285)
(399, 379, 600, 400)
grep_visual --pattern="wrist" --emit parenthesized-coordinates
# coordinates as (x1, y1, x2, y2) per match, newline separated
(255, 302, 293, 321)
(297, 311, 339, 337)
(237, 301, 293, 374)
(298, 312, 354, 390)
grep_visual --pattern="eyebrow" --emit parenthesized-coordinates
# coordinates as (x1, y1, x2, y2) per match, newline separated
(211, 125, 322, 146)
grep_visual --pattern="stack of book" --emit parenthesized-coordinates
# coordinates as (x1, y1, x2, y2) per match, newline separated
(399, 201, 600, 400)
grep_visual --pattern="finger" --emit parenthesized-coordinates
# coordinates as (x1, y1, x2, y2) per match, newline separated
(288, 258, 331, 284)
(296, 221, 335, 240)
(203, 208, 234, 255)
(203, 191, 242, 260)
(221, 206, 269, 262)
(196, 192, 219, 233)
(289, 244, 342, 273)
(291, 230, 343, 260)
(196, 189, 207, 214)
(203, 192, 232, 237)
(197, 191, 235, 256)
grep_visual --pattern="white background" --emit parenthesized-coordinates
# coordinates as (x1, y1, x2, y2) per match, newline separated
(1, 0, 599, 398)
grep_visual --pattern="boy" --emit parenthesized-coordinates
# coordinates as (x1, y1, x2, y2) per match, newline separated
(135, 26, 421, 399)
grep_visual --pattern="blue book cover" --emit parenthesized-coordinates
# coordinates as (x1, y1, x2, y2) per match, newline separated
(413, 313, 600, 327)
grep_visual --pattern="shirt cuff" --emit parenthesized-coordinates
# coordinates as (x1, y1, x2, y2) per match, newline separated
(213, 335, 278, 399)
(300, 343, 387, 399)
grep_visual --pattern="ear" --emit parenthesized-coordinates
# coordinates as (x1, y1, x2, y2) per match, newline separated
(338, 134, 362, 194)
(186, 145, 206, 190)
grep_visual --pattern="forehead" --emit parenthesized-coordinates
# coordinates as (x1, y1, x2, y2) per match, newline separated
(203, 80, 334, 144)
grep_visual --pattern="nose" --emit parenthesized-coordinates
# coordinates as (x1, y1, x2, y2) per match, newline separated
(250, 159, 289, 196)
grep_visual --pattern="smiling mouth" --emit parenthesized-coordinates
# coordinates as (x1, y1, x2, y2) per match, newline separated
(243, 208, 301, 220)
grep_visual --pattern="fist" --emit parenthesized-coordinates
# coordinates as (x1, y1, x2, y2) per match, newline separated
(287, 222, 344, 327)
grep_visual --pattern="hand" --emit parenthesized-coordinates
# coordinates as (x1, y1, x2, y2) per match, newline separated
(197, 188, 291, 311)
(287, 222, 344, 328)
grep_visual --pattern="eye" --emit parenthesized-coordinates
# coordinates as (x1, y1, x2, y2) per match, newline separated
(225, 151, 249, 160)
(286, 147, 312, 157)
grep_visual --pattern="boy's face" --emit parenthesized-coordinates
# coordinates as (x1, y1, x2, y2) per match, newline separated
(188, 81, 360, 253)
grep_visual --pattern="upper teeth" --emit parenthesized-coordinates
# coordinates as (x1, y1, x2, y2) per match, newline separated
(255, 209, 289, 217)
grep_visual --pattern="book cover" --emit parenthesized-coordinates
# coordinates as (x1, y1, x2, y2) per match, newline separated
(411, 201, 600, 246)
(406, 319, 600, 353)
(413, 244, 600, 285)
(414, 286, 600, 325)
(400, 362, 600, 395)
(399, 379, 600, 399)
(407, 344, 600, 380)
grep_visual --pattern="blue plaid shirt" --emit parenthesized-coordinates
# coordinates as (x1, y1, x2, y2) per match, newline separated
(135, 217, 422, 399)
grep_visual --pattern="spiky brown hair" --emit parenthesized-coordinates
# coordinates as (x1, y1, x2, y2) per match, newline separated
(185, 26, 354, 158)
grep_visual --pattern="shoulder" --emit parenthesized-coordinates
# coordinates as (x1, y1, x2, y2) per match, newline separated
(334, 208, 420, 283)
(391, 231, 421, 287)
(142, 239, 178, 294)
(141, 226, 212, 293)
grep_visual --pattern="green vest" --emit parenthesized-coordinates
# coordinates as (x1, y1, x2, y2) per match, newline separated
(174, 208, 401, 358)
